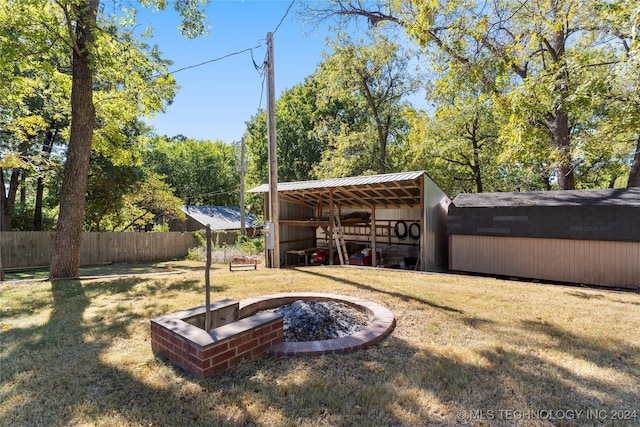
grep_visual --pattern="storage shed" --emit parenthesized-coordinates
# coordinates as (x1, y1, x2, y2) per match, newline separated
(248, 171, 451, 271)
(448, 188, 640, 290)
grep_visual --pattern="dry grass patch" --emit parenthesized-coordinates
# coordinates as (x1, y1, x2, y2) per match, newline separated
(1, 262, 639, 426)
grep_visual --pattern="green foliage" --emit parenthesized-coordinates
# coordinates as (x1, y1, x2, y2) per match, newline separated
(143, 135, 240, 206)
(84, 161, 185, 232)
(0, 0, 183, 233)
(152, 222, 170, 232)
(186, 246, 202, 261)
(239, 235, 264, 255)
(310, 0, 639, 190)
(245, 76, 326, 188)
(192, 229, 206, 246)
(245, 32, 418, 188)
(10, 201, 57, 231)
(312, 32, 418, 176)
(185, 235, 264, 262)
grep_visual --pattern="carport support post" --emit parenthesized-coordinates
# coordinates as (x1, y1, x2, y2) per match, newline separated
(370, 206, 377, 267)
(328, 190, 334, 265)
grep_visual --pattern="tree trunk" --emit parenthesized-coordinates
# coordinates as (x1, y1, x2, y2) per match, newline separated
(20, 172, 26, 204)
(49, 0, 98, 279)
(469, 114, 483, 193)
(34, 177, 46, 231)
(359, 78, 389, 174)
(0, 168, 20, 231)
(548, 109, 575, 190)
(471, 161, 483, 193)
(34, 131, 56, 231)
(0, 169, 9, 231)
(627, 134, 640, 187)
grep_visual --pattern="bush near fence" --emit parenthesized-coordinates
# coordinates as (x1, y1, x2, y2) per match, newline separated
(0, 232, 200, 269)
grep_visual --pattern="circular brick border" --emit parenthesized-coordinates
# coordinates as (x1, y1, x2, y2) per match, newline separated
(239, 292, 395, 356)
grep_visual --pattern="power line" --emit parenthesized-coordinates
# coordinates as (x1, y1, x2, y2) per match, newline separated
(255, 0, 294, 114)
(185, 188, 241, 201)
(156, 0, 296, 79)
(273, 0, 296, 35)
(151, 2, 296, 137)
(168, 46, 263, 75)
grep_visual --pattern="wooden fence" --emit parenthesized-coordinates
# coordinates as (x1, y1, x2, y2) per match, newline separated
(0, 232, 199, 269)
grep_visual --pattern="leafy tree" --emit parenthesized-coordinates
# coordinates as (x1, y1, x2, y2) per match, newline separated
(144, 135, 239, 206)
(119, 172, 186, 232)
(244, 110, 269, 187)
(0, 2, 69, 231)
(582, 4, 640, 188)
(403, 48, 503, 195)
(246, 34, 417, 187)
(307, 0, 638, 190)
(85, 153, 184, 232)
(312, 32, 418, 176)
(45, 0, 100, 278)
(0, 0, 205, 278)
(84, 155, 142, 231)
(245, 76, 326, 187)
(51, 0, 206, 278)
(275, 81, 327, 182)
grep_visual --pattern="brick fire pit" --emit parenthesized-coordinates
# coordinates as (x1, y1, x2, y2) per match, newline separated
(150, 293, 395, 377)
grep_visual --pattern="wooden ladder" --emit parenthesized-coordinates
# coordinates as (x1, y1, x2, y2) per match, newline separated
(333, 211, 349, 265)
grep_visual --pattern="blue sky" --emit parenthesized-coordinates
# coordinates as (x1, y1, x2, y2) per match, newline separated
(136, 1, 335, 143)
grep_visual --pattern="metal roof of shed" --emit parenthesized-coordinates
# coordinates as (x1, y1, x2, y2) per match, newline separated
(180, 206, 260, 230)
(247, 171, 429, 209)
(452, 188, 640, 208)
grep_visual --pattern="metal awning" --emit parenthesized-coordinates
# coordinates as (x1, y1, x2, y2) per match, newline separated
(247, 171, 426, 209)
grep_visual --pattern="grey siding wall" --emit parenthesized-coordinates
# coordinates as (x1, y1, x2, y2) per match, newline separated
(278, 201, 315, 256)
(449, 235, 640, 290)
(448, 205, 640, 242)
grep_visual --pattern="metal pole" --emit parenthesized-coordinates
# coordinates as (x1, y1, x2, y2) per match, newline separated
(205, 225, 212, 330)
(239, 136, 246, 237)
(266, 32, 280, 268)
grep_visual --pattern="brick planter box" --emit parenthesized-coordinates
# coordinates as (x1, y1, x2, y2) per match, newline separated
(150, 299, 283, 378)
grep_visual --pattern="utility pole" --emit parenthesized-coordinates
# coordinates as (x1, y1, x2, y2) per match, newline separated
(239, 136, 246, 237)
(266, 32, 280, 268)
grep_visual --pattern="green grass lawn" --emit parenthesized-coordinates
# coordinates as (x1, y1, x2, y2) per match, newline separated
(1, 261, 639, 426)
(2, 262, 176, 281)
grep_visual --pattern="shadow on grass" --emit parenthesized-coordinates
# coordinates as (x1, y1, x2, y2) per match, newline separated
(0, 277, 217, 426)
(190, 329, 640, 426)
(294, 267, 464, 314)
(520, 319, 640, 377)
(2, 272, 638, 426)
(565, 291, 606, 300)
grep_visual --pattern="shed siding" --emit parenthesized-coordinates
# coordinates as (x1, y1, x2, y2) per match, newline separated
(449, 235, 640, 290)
(448, 205, 639, 242)
(279, 201, 315, 254)
(424, 178, 451, 270)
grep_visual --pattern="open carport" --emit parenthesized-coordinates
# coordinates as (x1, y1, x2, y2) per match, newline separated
(248, 171, 451, 272)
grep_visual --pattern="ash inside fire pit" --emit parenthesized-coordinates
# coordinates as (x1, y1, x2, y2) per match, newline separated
(273, 300, 368, 342)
